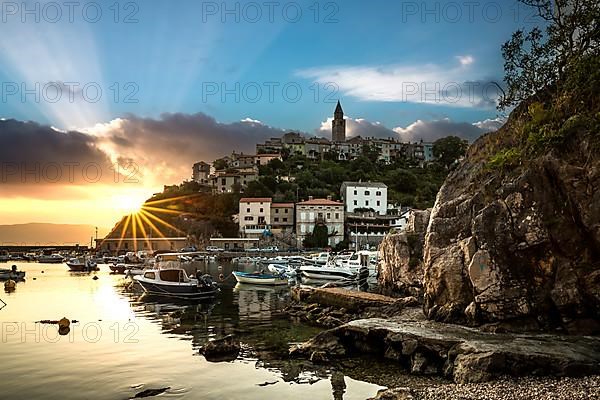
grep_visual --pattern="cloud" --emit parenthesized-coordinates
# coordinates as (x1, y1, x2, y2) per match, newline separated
(297, 59, 502, 108)
(457, 55, 475, 66)
(0, 119, 119, 190)
(319, 114, 502, 143)
(1, 113, 293, 199)
(472, 116, 507, 132)
(318, 116, 395, 139)
(87, 112, 289, 185)
(393, 118, 489, 142)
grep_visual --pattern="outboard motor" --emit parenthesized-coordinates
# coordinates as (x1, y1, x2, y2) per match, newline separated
(358, 266, 369, 291)
(197, 273, 217, 290)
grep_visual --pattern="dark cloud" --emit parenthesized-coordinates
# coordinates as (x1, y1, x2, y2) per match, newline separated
(0, 119, 118, 188)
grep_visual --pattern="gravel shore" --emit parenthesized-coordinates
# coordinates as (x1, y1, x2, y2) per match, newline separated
(411, 376, 600, 400)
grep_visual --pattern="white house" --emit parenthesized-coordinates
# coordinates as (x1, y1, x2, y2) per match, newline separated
(296, 197, 344, 248)
(340, 182, 388, 215)
(239, 198, 272, 237)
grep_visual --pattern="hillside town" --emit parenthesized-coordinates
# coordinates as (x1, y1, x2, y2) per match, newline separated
(189, 102, 433, 251)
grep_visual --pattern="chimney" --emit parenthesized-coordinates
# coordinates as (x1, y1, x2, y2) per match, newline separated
(308, 196, 314, 201)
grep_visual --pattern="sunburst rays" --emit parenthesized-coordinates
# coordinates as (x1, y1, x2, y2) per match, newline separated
(98, 194, 202, 253)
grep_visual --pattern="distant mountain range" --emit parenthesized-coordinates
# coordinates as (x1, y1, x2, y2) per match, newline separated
(0, 223, 109, 247)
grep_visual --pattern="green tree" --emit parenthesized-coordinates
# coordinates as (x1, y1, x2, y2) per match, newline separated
(500, 0, 600, 109)
(433, 136, 468, 168)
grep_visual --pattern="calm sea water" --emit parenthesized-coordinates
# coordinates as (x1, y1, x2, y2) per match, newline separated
(0, 262, 384, 400)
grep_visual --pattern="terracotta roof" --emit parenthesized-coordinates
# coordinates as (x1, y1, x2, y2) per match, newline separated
(272, 203, 294, 208)
(239, 197, 272, 203)
(297, 198, 343, 206)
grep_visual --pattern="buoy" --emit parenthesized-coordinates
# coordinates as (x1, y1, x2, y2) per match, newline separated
(4, 280, 16, 290)
(58, 317, 70, 329)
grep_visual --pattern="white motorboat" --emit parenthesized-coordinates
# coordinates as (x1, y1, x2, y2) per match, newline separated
(267, 263, 297, 277)
(306, 252, 330, 265)
(134, 268, 219, 298)
(335, 250, 379, 276)
(299, 264, 355, 280)
(233, 271, 289, 286)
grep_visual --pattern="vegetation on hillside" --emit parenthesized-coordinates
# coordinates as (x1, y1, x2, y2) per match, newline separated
(487, 0, 600, 170)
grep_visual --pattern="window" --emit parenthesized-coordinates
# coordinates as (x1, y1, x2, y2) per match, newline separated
(274, 217, 279, 222)
(244, 216, 253, 221)
(366, 200, 369, 206)
(353, 200, 357, 206)
(260, 208, 264, 213)
(283, 218, 288, 222)
(221, 178, 226, 185)
(335, 213, 339, 219)
(143, 272, 155, 279)
(377, 201, 380, 206)
(365, 190, 370, 195)
(246, 208, 250, 213)
(376, 191, 381, 196)
(285, 209, 288, 213)
(353, 190, 357, 195)
(275, 209, 279, 213)
(327, 213, 331, 219)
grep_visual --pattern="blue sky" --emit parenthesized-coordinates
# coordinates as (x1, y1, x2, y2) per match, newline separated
(0, 0, 540, 132)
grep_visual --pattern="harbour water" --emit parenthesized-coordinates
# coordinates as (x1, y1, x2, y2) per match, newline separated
(0, 262, 385, 399)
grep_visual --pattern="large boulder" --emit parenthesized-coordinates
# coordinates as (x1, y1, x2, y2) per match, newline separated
(378, 210, 430, 297)
(422, 104, 600, 334)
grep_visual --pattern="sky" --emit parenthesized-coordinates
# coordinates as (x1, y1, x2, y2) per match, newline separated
(0, 0, 541, 229)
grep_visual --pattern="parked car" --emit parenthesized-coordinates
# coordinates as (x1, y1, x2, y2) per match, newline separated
(247, 247, 261, 253)
(205, 246, 223, 252)
(262, 246, 279, 253)
(179, 246, 197, 253)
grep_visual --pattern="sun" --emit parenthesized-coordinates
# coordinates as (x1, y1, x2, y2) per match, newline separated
(112, 193, 145, 215)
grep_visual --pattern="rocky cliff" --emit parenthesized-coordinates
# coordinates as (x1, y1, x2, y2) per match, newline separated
(423, 58, 600, 334)
(378, 210, 430, 298)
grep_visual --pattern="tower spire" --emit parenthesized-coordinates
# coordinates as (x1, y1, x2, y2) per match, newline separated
(332, 100, 346, 142)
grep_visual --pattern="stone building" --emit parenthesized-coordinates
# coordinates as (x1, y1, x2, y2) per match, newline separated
(332, 100, 346, 142)
(296, 197, 344, 248)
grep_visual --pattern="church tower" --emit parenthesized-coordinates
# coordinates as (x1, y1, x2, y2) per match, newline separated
(332, 100, 346, 142)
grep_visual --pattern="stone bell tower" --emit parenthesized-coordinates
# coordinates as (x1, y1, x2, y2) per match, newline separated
(332, 100, 346, 142)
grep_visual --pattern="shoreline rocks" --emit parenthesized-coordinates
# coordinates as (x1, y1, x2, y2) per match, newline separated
(290, 318, 600, 384)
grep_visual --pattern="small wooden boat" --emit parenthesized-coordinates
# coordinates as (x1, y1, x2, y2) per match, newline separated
(233, 271, 289, 286)
(134, 268, 219, 298)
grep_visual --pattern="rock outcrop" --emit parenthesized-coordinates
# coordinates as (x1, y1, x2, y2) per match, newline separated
(378, 210, 431, 297)
(422, 100, 600, 333)
(290, 318, 600, 383)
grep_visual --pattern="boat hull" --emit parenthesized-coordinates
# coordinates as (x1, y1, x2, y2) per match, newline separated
(66, 263, 98, 272)
(233, 271, 288, 286)
(134, 273, 218, 299)
(299, 266, 355, 280)
(0, 271, 26, 280)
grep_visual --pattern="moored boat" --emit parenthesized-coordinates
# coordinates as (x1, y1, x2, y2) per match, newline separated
(38, 254, 65, 263)
(0, 265, 26, 280)
(232, 271, 289, 286)
(299, 264, 355, 280)
(134, 268, 219, 298)
(66, 258, 98, 272)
